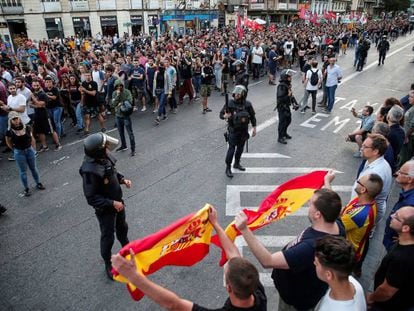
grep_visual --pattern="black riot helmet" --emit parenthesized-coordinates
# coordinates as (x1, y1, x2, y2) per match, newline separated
(232, 84, 248, 100)
(232, 59, 245, 71)
(279, 69, 296, 82)
(84, 133, 119, 159)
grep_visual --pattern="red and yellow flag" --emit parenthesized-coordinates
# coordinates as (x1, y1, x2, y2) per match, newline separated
(113, 204, 213, 301)
(212, 171, 328, 266)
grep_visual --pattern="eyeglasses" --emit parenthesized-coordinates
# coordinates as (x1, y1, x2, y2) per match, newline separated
(391, 213, 403, 222)
(396, 170, 414, 177)
(361, 144, 374, 149)
(356, 180, 366, 188)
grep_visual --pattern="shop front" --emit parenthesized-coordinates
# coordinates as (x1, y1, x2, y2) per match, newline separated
(160, 11, 218, 34)
(73, 17, 91, 38)
(130, 15, 143, 35)
(100, 16, 118, 37)
(45, 18, 64, 39)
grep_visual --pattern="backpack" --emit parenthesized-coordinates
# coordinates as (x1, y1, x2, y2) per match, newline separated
(309, 69, 319, 86)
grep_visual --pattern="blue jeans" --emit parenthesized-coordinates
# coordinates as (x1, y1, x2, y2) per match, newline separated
(156, 91, 166, 117)
(0, 114, 7, 143)
(48, 107, 63, 137)
(75, 102, 83, 129)
(116, 116, 135, 152)
(326, 85, 337, 112)
(192, 76, 201, 94)
(14, 147, 40, 189)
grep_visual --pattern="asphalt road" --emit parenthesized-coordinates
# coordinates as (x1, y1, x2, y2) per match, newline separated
(1, 34, 414, 310)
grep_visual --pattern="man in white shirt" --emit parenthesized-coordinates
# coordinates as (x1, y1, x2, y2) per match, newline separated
(15, 77, 33, 121)
(351, 133, 392, 222)
(314, 235, 366, 311)
(283, 38, 294, 68)
(251, 41, 263, 80)
(324, 56, 342, 113)
(1, 83, 31, 125)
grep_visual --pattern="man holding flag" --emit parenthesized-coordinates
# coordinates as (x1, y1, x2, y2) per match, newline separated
(111, 206, 267, 310)
(235, 186, 345, 310)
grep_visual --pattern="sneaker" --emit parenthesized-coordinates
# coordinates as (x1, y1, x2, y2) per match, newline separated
(155, 117, 160, 125)
(141, 106, 147, 112)
(116, 146, 128, 152)
(300, 110, 305, 114)
(101, 128, 107, 133)
(8, 155, 15, 161)
(35, 151, 39, 157)
(36, 183, 46, 190)
(83, 131, 90, 137)
(353, 151, 362, 158)
(205, 107, 212, 112)
(76, 128, 84, 133)
(172, 109, 177, 114)
(133, 106, 138, 112)
(105, 263, 114, 281)
(162, 115, 168, 121)
(153, 109, 157, 113)
(54, 144, 62, 151)
(38, 145, 49, 153)
(24, 188, 31, 197)
(130, 151, 136, 157)
(202, 109, 206, 114)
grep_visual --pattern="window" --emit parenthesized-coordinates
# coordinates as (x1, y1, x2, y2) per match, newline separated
(1, 0, 22, 6)
(41, 0, 60, 2)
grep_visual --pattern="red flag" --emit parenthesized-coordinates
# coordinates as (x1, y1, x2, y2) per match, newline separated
(212, 171, 328, 266)
(299, 7, 306, 19)
(113, 204, 213, 300)
(310, 13, 318, 25)
(236, 13, 243, 39)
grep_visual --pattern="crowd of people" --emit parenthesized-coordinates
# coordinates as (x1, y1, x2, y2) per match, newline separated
(1, 13, 414, 310)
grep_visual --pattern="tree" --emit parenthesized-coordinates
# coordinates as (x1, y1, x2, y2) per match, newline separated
(382, 0, 410, 12)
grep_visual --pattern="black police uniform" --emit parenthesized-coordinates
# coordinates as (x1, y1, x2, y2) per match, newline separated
(276, 77, 293, 144)
(79, 152, 129, 271)
(220, 97, 256, 174)
(234, 69, 249, 91)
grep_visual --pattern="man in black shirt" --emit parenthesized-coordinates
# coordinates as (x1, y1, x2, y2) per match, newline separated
(367, 206, 414, 310)
(30, 79, 61, 152)
(111, 206, 267, 311)
(44, 76, 63, 138)
(178, 47, 194, 105)
(80, 71, 106, 136)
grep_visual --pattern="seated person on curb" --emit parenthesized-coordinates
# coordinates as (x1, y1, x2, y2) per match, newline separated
(367, 206, 414, 311)
(234, 186, 345, 310)
(346, 105, 375, 158)
(111, 206, 267, 311)
(314, 235, 366, 311)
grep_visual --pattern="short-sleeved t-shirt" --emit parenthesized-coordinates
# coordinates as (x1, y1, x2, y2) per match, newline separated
(82, 80, 98, 107)
(7, 93, 31, 125)
(32, 91, 49, 119)
(45, 87, 61, 109)
(315, 276, 366, 311)
(272, 223, 345, 310)
(306, 69, 323, 91)
(373, 244, 414, 310)
(192, 283, 266, 311)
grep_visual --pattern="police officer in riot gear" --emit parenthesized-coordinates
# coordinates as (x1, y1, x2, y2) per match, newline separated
(79, 132, 131, 280)
(377, 35, 390, 66)
(276, 69, 297, 144)
(220, 85, 257, 178)
(233, 60, 249, 91)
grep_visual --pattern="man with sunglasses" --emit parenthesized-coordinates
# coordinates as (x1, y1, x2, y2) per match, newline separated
(350, 134, 392, 223)
(383, 160, 414, 251)
(367, 206, 414, 311)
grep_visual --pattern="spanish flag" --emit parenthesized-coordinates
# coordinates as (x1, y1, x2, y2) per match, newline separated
(113, 204, 213, 301)
(212, 171, 328, 266)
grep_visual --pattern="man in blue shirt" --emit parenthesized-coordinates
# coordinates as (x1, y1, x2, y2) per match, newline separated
(383, 160, 414, 251)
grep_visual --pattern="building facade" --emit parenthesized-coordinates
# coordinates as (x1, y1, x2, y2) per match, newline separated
(0, 0, 382, 47)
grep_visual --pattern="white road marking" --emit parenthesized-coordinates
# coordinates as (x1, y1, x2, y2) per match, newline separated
(232, 167, 342, 174)
(255, 40, 414, 134)
(235, 236, 296, 287)
(225, 185, 353, 216)
(241, 153, 291, 159)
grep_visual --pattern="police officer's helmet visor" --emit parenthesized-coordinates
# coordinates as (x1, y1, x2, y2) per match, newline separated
(103, 133, 119, 151)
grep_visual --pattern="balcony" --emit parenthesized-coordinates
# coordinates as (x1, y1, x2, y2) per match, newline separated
(70, 0, 89, 11)
(96, 0, 116, 10)
(42, 1, 62, 12)
(1, 2, 23, 14)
